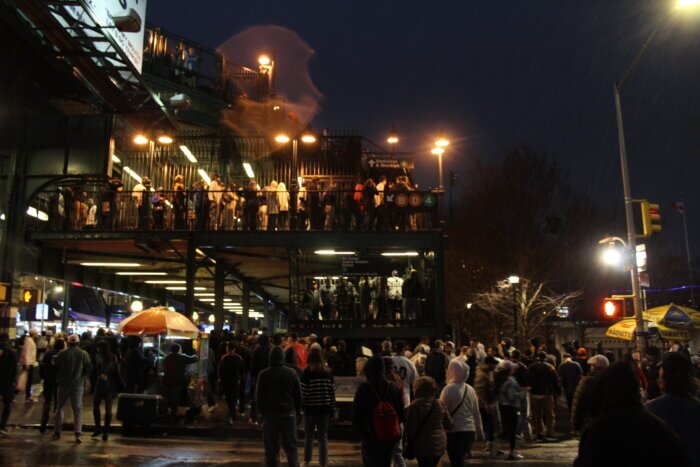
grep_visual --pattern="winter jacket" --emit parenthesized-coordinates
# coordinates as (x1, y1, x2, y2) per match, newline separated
(646, 394, 700, 465)
(440, 360, 483, 434)
(404, 396, 451, 459)
(528, 360, 561, 396)
(250, 343, 271, 378)
(424, 349, 449, 386)
(40, 349, 61, 390)
(162, 352, 197, 386)
(351, 356, 405, 441)
(574, 406, 689, 467)
(93, 354, 121, 397)
(218, 352, 245, 388)
(571, 372, 602, 432)
(55, 345, 92, 388)
(0, 343, 18, 391)
(256, 347, 302, 418)
(498, 376, 522, 407)
(301, 367, 336, 415)
(474, 364, 497, 408)
(558, 360, 583, 395)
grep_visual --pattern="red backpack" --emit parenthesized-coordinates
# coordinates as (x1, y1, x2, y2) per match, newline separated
(371, 385, 401, 443)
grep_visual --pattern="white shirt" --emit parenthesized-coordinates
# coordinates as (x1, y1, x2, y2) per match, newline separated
(86, 205, 97, 226)
(20, 336, 37, 366)
(387, 276, 403, 300)
(393, 355, 417, 407)
(375, 181, 386, 206)
(440, 383, 483, 434)
(209, 180, 223, 203)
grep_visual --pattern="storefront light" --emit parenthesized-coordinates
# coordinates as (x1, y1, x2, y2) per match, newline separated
(179, 145, 198, 163)
(144, 280, 186, 284)
(115, 271, 167, 276)
(381, 251, 420, 257)
(123, 166, 143, 183)
(314, 250, 356, 255)
(243, 162, 255, 179)
(81, 262, 141, 267)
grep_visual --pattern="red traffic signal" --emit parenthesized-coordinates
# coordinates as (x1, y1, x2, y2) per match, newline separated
(603, 298, 624, 318)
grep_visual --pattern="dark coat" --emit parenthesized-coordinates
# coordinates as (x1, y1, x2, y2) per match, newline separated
(256, 347, 302, 418)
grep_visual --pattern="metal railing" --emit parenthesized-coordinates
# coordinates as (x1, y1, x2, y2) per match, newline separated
(28, 188, 440, 233)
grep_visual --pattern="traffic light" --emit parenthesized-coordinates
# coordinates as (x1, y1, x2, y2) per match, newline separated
(603, 297, 624, 318)
(640, 201, 662, 236)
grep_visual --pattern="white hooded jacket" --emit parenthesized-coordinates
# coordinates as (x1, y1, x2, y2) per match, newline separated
(439, 359, 483, 435)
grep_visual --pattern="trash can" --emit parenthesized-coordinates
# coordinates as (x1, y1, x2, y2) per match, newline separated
(117, 393, 162, 432)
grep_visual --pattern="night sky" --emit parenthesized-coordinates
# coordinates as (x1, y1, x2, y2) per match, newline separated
(148, 1, 700, 268)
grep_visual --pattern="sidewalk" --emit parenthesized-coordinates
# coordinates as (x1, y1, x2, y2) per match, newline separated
(8, 383, 358, 440)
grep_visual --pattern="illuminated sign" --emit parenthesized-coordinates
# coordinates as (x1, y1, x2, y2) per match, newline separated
(69, 0, 148, 72)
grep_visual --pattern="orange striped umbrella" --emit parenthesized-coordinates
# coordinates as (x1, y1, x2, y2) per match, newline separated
(118, 306, 200, 338)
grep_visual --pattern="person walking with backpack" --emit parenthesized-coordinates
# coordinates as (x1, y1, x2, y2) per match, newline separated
(51, 334, 92, 442)
(301, 347, 336, 467)
(439, 360, 483, 467)
(352, 355, 405, 467)
(404, 376, 452, 467)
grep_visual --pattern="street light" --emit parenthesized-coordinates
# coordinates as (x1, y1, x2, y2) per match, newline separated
(508, 275, 520, 345)
(387, 124, 399, 156)
(611, 2, 699, 354)
(275, 129, 317, 184)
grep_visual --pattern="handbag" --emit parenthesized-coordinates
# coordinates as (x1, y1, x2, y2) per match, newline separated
(404, 401, 436, 460)
(450, 383, 469, 417)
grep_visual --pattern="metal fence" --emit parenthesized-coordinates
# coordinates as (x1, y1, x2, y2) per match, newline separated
(28, 188, 440, 233)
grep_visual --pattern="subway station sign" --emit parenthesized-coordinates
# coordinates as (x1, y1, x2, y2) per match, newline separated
(71, 0, 148, 72)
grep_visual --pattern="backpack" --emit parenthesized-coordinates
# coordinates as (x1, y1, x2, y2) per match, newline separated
(371, 384, 401, 443)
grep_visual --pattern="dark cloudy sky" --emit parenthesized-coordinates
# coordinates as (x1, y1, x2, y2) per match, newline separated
(148, 0, 700, 271)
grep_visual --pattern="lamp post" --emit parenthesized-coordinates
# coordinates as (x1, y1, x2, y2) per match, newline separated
(387, 124, 399, 157)
(133, 133, 173, 185)
(508, 275, 520, 345)
(275, 129, 317, 186)
(611, 0, 700, 354)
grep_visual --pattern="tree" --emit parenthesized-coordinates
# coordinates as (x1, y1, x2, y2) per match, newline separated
(444, 146, 616, 343)
(472, 278, 581, 345)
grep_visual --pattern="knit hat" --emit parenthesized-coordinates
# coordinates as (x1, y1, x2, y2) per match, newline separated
(588, 354, 610, 369)
(67, 334, 80, 345)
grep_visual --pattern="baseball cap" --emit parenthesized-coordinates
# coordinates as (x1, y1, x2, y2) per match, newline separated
(588, 354, 609, 369)
(67, 334, 80, 344)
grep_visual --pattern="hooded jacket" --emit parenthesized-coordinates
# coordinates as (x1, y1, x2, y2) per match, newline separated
(351, 356, 405, 441)
(404, 377, 451, 458)
(266, 181, 279, 214)
(439, 360, 483, 434)
(256, 347, 302, 418)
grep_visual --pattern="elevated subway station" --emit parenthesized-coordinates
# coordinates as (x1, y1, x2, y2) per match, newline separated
(0, 0, 446, 340)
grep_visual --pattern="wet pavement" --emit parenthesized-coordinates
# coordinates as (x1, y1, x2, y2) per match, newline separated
(0, 428, 578, 466)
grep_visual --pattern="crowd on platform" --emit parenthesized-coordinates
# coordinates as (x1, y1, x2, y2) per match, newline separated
(45, 173, 435, 233)
(1, 329, 699, 466)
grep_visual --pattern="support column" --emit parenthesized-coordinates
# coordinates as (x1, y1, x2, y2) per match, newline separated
(289, 248, 299, 322)
(241, 283, 250, 331)
(214, 261, 225, 331)
(61, 283, 71, 332)
(185, 238, 196, 319)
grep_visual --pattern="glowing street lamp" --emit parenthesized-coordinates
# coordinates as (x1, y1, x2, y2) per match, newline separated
(275, 130, 317, 184)
(258, 54, 271, 66)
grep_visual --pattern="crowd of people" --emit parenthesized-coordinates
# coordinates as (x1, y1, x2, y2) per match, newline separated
(1, 328, 699, 466)
(45, 173, 435, 233)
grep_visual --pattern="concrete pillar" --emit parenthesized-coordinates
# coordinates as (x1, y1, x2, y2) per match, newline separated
(185, 238, 196, 319)
(214, 261, 225, 331)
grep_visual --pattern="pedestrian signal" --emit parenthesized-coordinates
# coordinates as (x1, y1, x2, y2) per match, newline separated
(603, 298, 624, 318)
